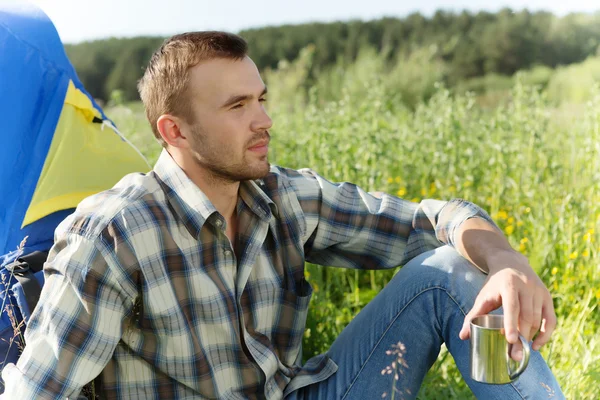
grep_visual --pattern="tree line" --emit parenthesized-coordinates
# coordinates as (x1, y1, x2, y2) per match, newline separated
(64, 8, 600, 103)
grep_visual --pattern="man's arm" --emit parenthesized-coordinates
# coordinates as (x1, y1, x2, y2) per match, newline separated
(455, 217, 557, 356)
(283, 167, 498, 268)
(1, 232, 134, 399)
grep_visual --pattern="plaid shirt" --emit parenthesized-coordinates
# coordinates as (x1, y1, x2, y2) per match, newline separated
(2, 150, 496, 399)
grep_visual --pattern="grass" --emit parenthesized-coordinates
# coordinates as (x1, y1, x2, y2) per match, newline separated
(104, 64, 600, 398)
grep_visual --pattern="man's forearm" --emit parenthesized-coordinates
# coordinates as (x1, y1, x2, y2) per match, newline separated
(455, 216, 525, 274)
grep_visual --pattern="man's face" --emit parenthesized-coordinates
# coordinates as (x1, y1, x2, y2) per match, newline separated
(184, 56, 272, 182)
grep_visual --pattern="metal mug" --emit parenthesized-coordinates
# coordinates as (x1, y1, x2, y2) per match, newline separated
(470, 314, 531, 384)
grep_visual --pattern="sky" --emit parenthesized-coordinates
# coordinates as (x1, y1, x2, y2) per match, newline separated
(22, 0, 600, 44)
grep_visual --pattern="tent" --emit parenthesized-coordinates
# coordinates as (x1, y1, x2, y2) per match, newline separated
(0, 1, 150, 377)
(0, 1, 150, 257)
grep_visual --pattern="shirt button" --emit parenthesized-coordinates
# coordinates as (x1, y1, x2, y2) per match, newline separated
(223, 249, 232, 257)
(215, 219, 223, 227)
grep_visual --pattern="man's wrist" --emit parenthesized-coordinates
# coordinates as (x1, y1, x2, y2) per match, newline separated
(484, 247, 528, 274)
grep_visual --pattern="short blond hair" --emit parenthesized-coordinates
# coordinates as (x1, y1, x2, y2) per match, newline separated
(138, 31, 248, 147)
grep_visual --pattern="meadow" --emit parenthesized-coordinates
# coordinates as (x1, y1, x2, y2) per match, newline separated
(107, 50, 600, 399)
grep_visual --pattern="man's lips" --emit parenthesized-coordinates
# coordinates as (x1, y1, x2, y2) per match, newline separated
(248, 141, 269, 154)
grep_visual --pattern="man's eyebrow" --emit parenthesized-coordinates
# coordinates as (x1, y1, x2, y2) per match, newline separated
(221, 86, 268, 109)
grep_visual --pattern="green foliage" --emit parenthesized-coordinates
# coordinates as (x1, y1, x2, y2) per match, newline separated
(65, 36, 163, 101)
(108, 53, 600, 400)
(547, 56, 600, 103)
(66, 10, 600, 103)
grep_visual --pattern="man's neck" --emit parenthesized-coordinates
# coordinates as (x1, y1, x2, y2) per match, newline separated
(170, 150, 239, 221)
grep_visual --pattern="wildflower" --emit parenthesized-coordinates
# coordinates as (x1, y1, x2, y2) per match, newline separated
(504, 225, 514, 235)
(449, 186, 456, 193)
(429, 182, 437, 195)
(411, 197, 420, 203)
(551, 267, 559, 276)
(420, 187, 427, 197)
(520, 237, 529, 244)
(595, 289, 600, 300)
(397, 188, 406, 197)
(525, 207, 531, 213)
(496, 210, 509, 220)
(516, 220, 524, 227)
(582, 249, 590, 257)
(508, 217, 514, 224)
(386, 177, 394, 184)
(394, 176, 402, 184)
(569, 251, 578, 260)
(519, 243, 526, 253)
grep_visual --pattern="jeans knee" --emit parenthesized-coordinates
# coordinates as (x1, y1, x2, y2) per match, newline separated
(392, 245, 488, 308)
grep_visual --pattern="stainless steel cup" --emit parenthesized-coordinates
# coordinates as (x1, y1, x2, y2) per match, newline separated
(470, 314, 530, 384)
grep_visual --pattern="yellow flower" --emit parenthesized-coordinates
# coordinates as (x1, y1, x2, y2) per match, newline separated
(387, 177, 394, 184)
(449, 186, 456, 193)
(464, 180, 473, 188)
(516, 220, 524, 227)
(525, 207, 531, 213)
(520, 237, 529, 244)
(394, 176, 402, 184)
(420, 187, 428, 197)
(504, 225, 514, 235)
(313, 283, 319, 293)
(429, 182, 437, 195)
(551, 267, 558, 275)
(596, 288, 600, 300)
(553, 281, 558, 290)
(582, 249, 590, 257)
(496, 210, 509, 220)
(507, 217, 515, 224)
(569, 251, 578, 260)
(519, 243, 526, 253)
(397, 188, 407, 197)
(411, 197, 420, 203)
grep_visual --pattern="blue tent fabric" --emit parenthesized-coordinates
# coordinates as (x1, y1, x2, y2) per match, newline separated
(0, 1, 110, 256)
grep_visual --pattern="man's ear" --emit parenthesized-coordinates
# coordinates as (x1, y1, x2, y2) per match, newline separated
(157, 114, 190, 148)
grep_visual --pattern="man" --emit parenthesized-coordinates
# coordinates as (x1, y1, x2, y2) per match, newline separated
(2, 31, 564, 399)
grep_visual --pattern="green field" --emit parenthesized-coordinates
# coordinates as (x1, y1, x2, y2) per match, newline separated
(107, 54, 600, 399)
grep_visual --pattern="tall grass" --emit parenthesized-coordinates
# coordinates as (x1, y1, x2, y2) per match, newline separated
(108, 51, 600, 399)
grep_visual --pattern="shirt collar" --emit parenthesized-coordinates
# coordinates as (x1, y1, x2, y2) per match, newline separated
(153, 149, 277, 239)
(239, 179, 279, 221)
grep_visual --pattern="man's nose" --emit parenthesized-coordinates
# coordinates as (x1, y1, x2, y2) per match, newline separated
(252, 105, 273, 132)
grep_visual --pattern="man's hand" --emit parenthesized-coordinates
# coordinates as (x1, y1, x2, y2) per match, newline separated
(458, 248, 557, 360)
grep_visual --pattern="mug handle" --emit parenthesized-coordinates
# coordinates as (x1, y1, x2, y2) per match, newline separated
(508, 334, 531, 380)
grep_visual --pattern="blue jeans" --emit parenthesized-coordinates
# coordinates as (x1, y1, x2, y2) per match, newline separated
(287, 246, 565, 399)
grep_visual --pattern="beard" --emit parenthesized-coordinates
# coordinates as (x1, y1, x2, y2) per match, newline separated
(187, 125, 271, 184)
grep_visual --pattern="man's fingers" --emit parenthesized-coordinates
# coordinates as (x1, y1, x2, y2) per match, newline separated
(530, 291, 544, 341)
(510, 339, 524, 361)
(503, 287, 520, 344)
(460, 289, 500, 340)
(518, 292, 534, 342)
(532, 299, 557, 350)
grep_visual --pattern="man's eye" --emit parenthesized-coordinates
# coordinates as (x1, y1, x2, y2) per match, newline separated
(231, 103, 243, 109)
(259, 98, 267, 103)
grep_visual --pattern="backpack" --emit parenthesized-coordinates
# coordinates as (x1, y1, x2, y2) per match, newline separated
(0, 249, 48, 372)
